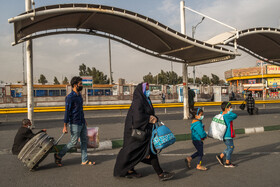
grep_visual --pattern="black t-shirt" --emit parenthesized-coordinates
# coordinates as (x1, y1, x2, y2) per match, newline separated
(12, 127, 36, 155)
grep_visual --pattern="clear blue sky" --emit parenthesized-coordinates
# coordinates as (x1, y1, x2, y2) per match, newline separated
(1, 0, 279, 84)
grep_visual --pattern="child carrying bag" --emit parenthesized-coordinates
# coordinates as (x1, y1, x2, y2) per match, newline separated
(150, 121, 176, 154)
(208, 114, 227, 141)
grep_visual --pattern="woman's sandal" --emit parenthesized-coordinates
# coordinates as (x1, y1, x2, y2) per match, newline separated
(81, 160, 96, 166)
(54, 153, 62, 167)
(196, 165, 208, 171)
(185, 157, 191, 168)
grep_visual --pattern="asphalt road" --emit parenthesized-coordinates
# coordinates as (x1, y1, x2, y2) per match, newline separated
(0, 131, 279, 187)
(0, 105, 279, 186)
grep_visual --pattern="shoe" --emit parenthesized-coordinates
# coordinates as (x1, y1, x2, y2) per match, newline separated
(158, 172, 174, 181)
(224, 163, 236, 168)
(216, 155, 224, 166)
(125, 170, 142, 178)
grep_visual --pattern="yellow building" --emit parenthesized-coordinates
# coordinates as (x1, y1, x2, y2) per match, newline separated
(225, 64, 280, 98)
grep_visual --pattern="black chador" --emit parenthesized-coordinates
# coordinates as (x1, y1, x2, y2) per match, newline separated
(114, 83, 161, 177)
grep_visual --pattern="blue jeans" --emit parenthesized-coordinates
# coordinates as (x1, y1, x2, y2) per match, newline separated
(58, 123, 88, 163)
(223, 139, 234, 161)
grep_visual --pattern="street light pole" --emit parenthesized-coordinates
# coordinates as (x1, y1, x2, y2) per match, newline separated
(25, 0, 34, 128)
(108, 39, 113, 84)
(191, 17, 205, 85)
(180, 1, 189, 119)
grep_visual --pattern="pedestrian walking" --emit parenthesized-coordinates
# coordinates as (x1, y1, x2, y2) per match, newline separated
(216, 102, 238, 168)
(114, 83, 174, 181)
(185, 108, 208, 171)
(188, 87, 195, 117)
(245, 93, 255, 115)
(54, 76, 95, 167)
(161, 93, 166, 103)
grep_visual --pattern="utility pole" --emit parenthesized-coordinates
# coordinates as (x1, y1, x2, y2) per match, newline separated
(25, 0, 34, 128)
(22, 43, 25, 84)
(192, 17, 205, 85)
(180, 1, 189, 119)
(108, 39, 113, 84)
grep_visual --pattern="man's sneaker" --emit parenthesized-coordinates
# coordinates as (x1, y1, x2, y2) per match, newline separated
(158, 172, 175, 181)
(224, 163, 236, 168)
(216, 155, 224, 166)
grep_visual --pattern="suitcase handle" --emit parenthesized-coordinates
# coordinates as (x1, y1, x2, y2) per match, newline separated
(54, 133, 65, 145)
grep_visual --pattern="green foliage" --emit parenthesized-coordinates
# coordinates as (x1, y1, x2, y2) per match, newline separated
(53, 76, 60, 85)
(195, 77, 201, 84)
(143, 70, 182, 85)
(79, 63, 110, 84)
(201, 75, 210, 85)
(62, 77, 69, 84)
(38, 74, 48, 85)
(143, 72, 155, 84)
(211, 73, 220, 85)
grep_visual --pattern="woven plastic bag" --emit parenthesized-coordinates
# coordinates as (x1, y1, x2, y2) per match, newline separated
(78, 127, 99, 148)
(208, 114, 226, 141)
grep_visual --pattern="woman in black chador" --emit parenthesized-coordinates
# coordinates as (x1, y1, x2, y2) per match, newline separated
(113, 83, 174, 181)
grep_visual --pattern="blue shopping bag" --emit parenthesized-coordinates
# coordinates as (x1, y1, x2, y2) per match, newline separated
(150, 121, 176, 154)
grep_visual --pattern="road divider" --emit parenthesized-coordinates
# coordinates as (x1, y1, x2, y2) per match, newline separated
(1, 100, 280, 114)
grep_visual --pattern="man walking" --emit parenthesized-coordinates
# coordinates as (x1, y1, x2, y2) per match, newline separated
(188, 87, 195, 117)
(54, 76, 95, 166)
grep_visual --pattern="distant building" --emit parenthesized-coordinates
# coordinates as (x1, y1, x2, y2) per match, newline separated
(225, 63, 280, 98)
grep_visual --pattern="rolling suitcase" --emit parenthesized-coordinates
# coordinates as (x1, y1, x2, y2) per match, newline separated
(18, 132, 64, 171)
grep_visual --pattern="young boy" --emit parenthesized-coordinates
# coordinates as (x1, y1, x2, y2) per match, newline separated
(216, 102, 238, 168)
(12, 119, 46, 155)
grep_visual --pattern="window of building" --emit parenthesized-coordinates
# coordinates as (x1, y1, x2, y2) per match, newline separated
(49, 90, 60, 96)
(88, 89, 94, 96)
(35, 90, 48, 97)
(61, 89, 66, 96)
(94, 89, 104, 96)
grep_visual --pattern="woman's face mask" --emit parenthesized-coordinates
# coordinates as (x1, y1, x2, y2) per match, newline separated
(145, 90, 150, 98)
(198, 115, 204, 120)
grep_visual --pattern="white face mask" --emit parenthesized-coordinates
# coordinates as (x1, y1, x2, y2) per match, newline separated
(198, 115, 204, 120)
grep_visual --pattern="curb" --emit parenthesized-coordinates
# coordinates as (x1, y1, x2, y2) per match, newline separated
(56, 125, 280, 152)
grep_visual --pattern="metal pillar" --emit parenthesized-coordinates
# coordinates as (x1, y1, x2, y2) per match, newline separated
(180, 1, 189, 119)
(25, 0, 34, 128)
(108, 39, 113, 84)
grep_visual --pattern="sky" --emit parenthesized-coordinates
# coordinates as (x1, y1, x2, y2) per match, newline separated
(0, 0, 280, 84)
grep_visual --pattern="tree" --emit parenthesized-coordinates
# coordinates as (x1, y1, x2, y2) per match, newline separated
(79, 63, 110, 84)
(62, 77, 69, 84)
(195, 77, 201, 84)
(38, 74, 48, 85)
(54, 76, 60, 85)
(188, 78, 194, 83)
(143, 72, 155, 84)
(219, 79, 225, 85)
(211, 73, 220, 85)
(201, 75, 210, 85)
(166, 71, 182, 85)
